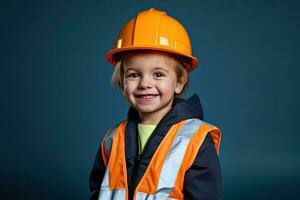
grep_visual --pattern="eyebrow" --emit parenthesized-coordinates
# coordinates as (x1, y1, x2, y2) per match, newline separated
(124, 67, 137, 73)
(153, 67, 169, 72)
(124, 66, 169, 72)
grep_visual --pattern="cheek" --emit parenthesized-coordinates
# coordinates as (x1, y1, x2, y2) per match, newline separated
(123, 83, 134, 97)
(123, 86, 130, 97)
(157, 80, 177, 94)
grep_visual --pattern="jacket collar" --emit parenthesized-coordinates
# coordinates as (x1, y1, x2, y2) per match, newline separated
(127, 94, 204, 125)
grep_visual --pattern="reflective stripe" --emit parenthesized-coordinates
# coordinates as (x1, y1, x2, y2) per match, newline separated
(100, 160, 110, 190)
(99, 121, 128, 200)
(98, 187, 126, 200)
(98, 159, 113, 200)
(156, 118, 204, 196)
(104, 126, 118, 158)
(135, 192, 176, 200)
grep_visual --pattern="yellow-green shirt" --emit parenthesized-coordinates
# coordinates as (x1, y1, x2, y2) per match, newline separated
(137, 123, 157, 155)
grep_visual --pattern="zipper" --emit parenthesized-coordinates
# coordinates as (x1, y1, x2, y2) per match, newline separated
(128, 121, 170, 199)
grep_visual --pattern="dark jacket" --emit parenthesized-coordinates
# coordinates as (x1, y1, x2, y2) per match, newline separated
(89, 94, 222, 200)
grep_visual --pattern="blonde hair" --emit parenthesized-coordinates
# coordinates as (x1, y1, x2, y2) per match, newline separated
(111, 51, 189, 96)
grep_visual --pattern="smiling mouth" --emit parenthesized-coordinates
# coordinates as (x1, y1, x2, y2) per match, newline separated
(135, 94, 159, 98)
(134, 94, 159, 103)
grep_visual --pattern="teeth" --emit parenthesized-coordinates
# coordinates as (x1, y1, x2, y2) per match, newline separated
(142, 95, 154, 99)
(137, 95, 157, 99)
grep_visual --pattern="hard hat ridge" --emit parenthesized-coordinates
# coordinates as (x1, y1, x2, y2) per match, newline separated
(105, 8, 198, 72)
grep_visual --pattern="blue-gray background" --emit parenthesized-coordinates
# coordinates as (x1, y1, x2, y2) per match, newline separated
(1, 0, 299, 199)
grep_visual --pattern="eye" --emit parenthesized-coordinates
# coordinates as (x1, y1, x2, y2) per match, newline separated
(153, 71, 165, 78)
(125, 72, 140, 78)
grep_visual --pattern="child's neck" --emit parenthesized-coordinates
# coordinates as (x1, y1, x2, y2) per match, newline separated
(139, 113, 161, 125)
(138, 100, 173, 125)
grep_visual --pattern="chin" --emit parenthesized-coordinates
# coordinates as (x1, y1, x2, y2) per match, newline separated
(137, 106, 158, 113)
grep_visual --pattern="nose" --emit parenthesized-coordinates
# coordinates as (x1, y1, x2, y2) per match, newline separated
(138, 75, 153, 89)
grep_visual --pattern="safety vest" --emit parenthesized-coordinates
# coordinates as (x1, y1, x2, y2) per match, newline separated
(99, 118, 221, 200)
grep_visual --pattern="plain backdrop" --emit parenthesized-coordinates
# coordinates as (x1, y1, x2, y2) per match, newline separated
(1, 0, 300, 199)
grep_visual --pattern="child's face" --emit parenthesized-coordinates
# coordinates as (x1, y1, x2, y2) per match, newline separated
(122, 52, 184, 123)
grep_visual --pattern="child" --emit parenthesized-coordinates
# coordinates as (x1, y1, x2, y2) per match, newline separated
(89, 8, 222, 200)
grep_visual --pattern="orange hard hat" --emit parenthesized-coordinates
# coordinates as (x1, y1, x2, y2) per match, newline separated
(105, 8, 198, 72)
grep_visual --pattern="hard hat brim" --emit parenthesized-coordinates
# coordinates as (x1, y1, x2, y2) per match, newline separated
(105, 46, 198, 73)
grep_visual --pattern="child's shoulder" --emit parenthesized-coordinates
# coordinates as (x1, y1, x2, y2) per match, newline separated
(103, 120, 127, 139)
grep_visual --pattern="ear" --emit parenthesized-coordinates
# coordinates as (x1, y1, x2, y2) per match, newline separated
(175, 73, 188, 95)
(175, 82, 185, 94)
